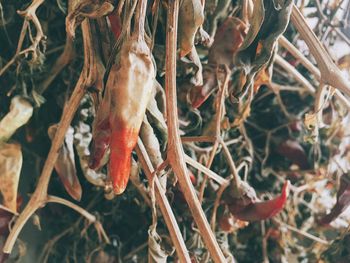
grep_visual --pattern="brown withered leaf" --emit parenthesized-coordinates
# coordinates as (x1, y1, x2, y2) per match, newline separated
(178, 0, 204, 57)
(0, 143, 22, 213)
(234, 0, 292, 95)
(148, 228, 174, 263)
(208, 17, 247, 68)
(48, 125, 82, 201)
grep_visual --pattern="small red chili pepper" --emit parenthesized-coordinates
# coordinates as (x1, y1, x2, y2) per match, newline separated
(225, 181, 290, 221)
(319, 174, 350, 225)
(108, 10, 122, 40)
(276, 139, 310, 170)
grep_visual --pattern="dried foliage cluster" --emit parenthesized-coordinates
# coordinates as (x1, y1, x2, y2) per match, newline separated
(0, 0, 350, 262)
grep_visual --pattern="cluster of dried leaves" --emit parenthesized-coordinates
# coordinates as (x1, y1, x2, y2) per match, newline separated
(0, 0, 350, 262)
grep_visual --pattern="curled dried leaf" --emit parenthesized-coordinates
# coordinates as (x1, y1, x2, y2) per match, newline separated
(148, 228, 174, 263)
(208, 17, 247, 68)
(48, 125, 82, 201)
(0, 143, 22, 213)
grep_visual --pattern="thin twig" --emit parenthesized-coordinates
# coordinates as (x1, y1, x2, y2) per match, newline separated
(274, 54, 315, 93)
(135, 139, 191, 262)
(278, 36, 350, 108)
(291, 4, 350, 97)
(165, 0, 225, 261)
(3, 20, 101, 253)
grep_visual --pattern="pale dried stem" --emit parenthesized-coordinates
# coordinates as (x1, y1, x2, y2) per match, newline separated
(278, 36, 350, 108)
(37, 36, 75, 95)
(273, 218, 329, 245)
(291, 4, 350, 97)
(199, 140, 219, 203)
(3, 20, 101, 254)
(184, 154, 227, 185)
(275, 54, 316, 93)
(210, 181, 229, 231)
(135, 140, 191, 262)
(165, 0, 225, 261)
(46, 195, 96, 222)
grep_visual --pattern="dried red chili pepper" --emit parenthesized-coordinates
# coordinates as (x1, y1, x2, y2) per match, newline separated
(276, 139, 310, 170)
(90, 0, 154, 194)
(319, 174, 350, 225)
(108, 10, 122, 40)
(225, 181, 290, 221)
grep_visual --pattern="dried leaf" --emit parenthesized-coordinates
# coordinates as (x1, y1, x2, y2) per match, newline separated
(0, 96, 33, 143)
(187, 47, 203, 86)
(146, 81, 168, 147)
(188, 17, 247, 109)
(178, 0, 204, 57)
(235, 0, 292, 94)
(208, 17, 247, 68)
(48, 125, 82, 201)
(0, 143, 22, 212)
(140, 116, 165, 176)
(148, 228, 174, 263)
(238, 0, 264, 51)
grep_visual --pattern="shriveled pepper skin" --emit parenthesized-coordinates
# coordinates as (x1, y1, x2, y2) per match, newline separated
(231, 181, 290, 221)
(90, 0, 154, 195)
(226, 181, 290, 221)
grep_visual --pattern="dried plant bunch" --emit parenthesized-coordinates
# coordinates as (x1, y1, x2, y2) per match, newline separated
(0, 0, 350, 262)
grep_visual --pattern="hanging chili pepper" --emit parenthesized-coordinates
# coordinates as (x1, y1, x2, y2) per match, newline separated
(108, 9, 122, 40)
(225, 181, 290, 221)
(90, 0, 155, 194)
(319, 174, 350, 225)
